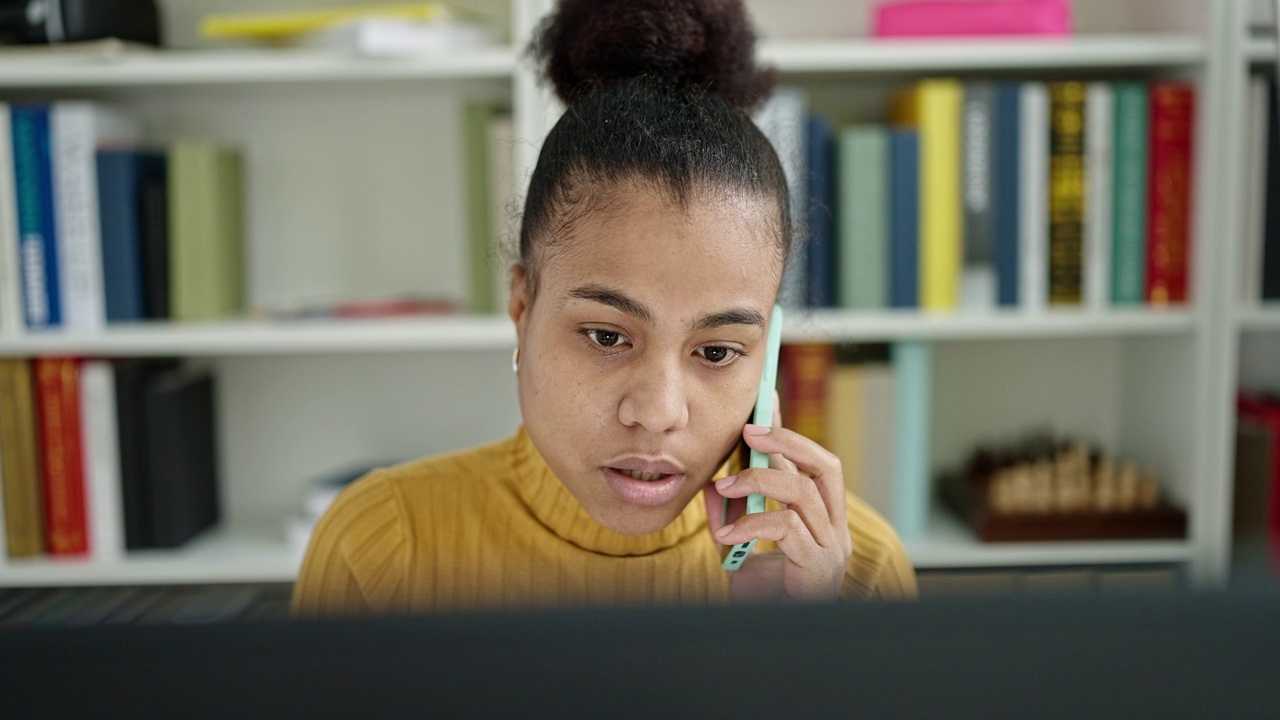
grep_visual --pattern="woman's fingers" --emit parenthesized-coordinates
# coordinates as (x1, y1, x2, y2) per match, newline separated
(714, 468, 838, 549)
(741, 424, 848, 532)
(713, 509, 825, 570)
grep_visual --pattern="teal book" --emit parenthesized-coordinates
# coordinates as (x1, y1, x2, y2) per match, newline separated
(837, 126, 888, 310)
(891, 341, 932, 539)
(1111, 83, 1149, 305)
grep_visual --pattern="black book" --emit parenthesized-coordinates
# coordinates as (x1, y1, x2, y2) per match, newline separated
(137, 152, 170, 320)
(1263, 75, 1280, 300)
(145, 369, 220, 549)
(114, 358, 178, 550)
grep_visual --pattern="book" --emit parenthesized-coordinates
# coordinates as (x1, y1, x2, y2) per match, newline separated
(888, 130, 920, 309)
(464, 102, 498, 315)
(961, 82, 997, 310)
(826, 343, 896, 518)
(302, 17, 496, 57)
(874, 0, 1073, 38)
(992, 83, 1021, 308)
(0, 104, 22, 335)
(200, 3, 461, 40)
(756, 88, 809, 309)
(837, 125, 888, 310)
(1237, 395, 1280, 572)
(1110, 82, 1150, 305)
(34, 358, 87, 556)
(1145, 82, 1195, 306)
(806, 114, 836, 309)
(1234, 416, 1274, 568)
(1048, 82, 1086, 306)
(112, 358, 178, 549)
(1242, 76, 1269, 305)
(79, 361, 125, 562)
(50, 102, 140, 332)
(144, 368, 220, 548)
(0, 359, 43, 558)
(96, 150, 167, 322)
(893, 80, 963, 312)
(779, 344, 833, 448)
(488, 112, 516, 314)
(1264, 76, 1280, 302)
(892, 341, 932, 538)
(1084, 82, 1114, 312)
(1018, 82, 1050, 313)
(10, 105, 61, 329)
(169, 143, 245, 321)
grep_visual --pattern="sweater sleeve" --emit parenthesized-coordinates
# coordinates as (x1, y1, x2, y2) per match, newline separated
(291, 471, 412, 617)
(840, 491, 918, 601)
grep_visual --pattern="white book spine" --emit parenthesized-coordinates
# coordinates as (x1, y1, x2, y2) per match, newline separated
(1019, 83, 1049, 313)
(0, 104, 22, 337)
(81, 360, 125, 562)
(1243, 76, 1269, 306)
(51, 102, 139, 333)
(1084, 83, 1114, 313)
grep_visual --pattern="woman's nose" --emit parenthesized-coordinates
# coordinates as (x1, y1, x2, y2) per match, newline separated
(616, 354, 690, 434)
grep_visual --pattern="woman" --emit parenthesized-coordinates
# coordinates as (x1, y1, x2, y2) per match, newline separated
(292, 0, 916, 615)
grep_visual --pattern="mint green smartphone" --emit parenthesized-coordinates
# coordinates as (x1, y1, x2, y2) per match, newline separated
(721, 304, 783, 571)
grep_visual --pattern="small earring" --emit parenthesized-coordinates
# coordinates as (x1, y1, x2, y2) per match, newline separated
(512, 347, 519, 374)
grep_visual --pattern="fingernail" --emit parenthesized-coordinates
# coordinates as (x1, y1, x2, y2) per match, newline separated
(716, 475, 736, 489)
(744, 424, 770, 436)
(715, 523, 735, 539)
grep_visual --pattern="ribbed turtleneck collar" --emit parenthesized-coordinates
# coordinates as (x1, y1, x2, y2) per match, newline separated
(505, 425, 740, 557)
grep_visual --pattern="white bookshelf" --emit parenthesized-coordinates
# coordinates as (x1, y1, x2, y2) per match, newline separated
(762, 35, 1207, 73)
(1236, 304, 1280, 331)
(906, 506, 1194, 570)
(0, 0, 1247, 590)
(0, 46, 518, 88)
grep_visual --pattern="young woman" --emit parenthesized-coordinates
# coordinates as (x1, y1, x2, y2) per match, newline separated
(292, 0, 916, 615)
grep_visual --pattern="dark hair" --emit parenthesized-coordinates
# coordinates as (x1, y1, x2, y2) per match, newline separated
(519, 0, 790, 296)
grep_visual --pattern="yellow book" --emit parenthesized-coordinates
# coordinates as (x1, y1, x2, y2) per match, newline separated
(201, 3, 459, 41)
(892, 79, 963, 311)
(827, 361, 865, 499)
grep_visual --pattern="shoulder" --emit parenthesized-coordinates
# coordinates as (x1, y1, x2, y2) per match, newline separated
(841, 492, 918, 601)
(292, 435, 515, 616)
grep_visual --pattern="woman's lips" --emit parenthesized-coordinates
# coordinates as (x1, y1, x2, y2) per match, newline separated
(600, 466, 687, 507)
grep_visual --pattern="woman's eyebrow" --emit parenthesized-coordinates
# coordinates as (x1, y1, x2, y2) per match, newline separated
(690, 308, 765, 332)
(566, 284, 655, 324)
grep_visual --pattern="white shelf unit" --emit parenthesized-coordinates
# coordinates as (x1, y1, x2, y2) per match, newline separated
(0, 0, 1244, 589)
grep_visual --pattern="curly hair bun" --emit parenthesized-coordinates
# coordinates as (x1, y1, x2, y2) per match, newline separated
(531, 0, 776, 112)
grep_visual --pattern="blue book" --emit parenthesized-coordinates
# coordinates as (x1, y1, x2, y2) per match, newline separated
(888, 131, 919, 309)
(993, 83, 1022, 307)
(97, 150, 167, 322)
(891, 341, 932, 539)
(10, 105, 60, 329)
(805, 115, 836, 308)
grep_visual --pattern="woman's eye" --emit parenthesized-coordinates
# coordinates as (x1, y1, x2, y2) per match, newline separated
(585, 329, 628, 348)
(697, 346, 738, 365)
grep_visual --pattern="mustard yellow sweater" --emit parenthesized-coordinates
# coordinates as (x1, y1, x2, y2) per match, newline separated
(292, 427, 917, 615)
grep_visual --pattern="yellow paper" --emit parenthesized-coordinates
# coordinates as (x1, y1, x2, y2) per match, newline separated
(201, 3, 458, 40)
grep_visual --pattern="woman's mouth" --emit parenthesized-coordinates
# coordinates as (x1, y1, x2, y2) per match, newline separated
(600, 458, 688, 507)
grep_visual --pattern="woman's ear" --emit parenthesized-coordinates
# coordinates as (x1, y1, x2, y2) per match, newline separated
(508, 264, 529, 341)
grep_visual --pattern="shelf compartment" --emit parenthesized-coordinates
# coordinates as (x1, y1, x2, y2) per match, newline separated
(1237, 304, 1280, 331)
(761, 35, 1206, 74)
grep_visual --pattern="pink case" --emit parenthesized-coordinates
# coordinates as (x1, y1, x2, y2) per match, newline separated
(873, 0, 1073, 38)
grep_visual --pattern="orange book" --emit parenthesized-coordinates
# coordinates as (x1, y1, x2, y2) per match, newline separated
(35, 358, 88, 556)
(780, 344, 834, 448)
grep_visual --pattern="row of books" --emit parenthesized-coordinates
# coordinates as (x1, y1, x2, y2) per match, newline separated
(0, 102, 245, 335)
(759, 80, 1195, 313)
(777, 341, 932, 536)
(0, 358, 220, 561)
(1241, 76, 1280, 304)
(1234, 393, 1280, 573)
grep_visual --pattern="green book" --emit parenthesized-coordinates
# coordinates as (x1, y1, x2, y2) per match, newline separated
(169, 142, 245, 321)
(837, 126, 889, 310)
(464, 102, 496, 315)
(1111, 83, 1149, 306)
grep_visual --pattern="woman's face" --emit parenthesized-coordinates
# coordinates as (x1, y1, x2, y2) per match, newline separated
(509, 184, 784, 535)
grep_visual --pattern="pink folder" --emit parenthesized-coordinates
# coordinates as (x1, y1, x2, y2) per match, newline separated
(873, 0, 1073, 38)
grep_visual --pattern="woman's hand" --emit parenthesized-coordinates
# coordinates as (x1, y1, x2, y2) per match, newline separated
(703, 421, 853, 604)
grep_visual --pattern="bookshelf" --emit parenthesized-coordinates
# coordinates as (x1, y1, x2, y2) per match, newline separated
(0, 0, 1252, 590)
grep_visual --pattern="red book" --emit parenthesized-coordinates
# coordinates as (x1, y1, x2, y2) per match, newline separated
(1238, 394, 1280, 572)
(34, 357, 88, 556)
(779, 344, 833, 448)
(1145, 82, 1195, 305)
